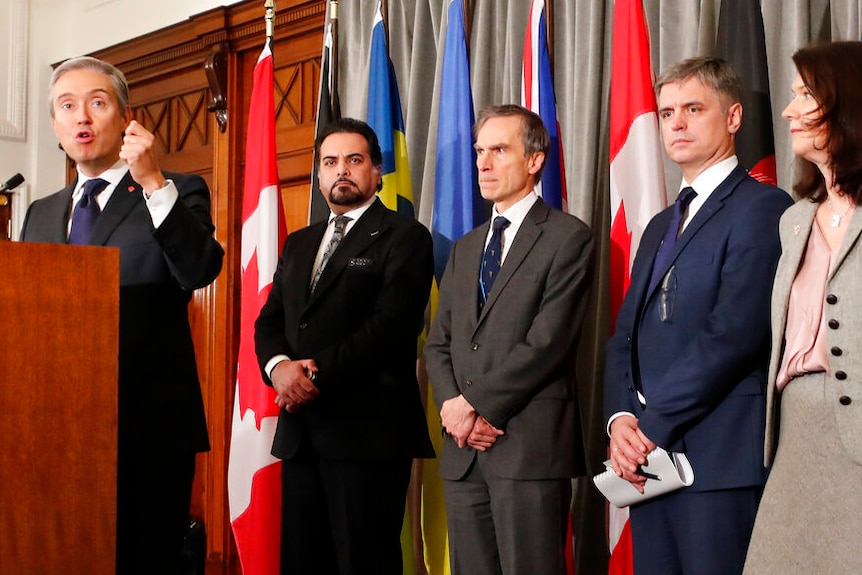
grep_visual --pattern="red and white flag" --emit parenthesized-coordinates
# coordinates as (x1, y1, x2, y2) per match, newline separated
(228, 41, 287, 575)
(608, 0, 666, 572)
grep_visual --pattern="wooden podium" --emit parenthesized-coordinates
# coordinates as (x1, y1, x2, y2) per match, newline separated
(0, 242, 119, 575)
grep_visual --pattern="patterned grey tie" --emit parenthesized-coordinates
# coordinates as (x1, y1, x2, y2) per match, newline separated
(310, 215, 351, 292)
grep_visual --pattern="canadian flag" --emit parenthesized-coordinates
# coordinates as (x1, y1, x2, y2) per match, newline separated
(227, 41, 287, 575)
(608, 0, 666, 572)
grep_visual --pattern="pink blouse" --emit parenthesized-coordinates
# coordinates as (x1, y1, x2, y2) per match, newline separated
(776, 222, 832, 390)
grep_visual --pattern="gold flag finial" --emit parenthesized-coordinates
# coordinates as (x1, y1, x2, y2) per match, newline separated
(265, 0, 275, 39)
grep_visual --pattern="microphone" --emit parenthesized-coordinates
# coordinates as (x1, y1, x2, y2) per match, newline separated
(0, 173, 24, 193)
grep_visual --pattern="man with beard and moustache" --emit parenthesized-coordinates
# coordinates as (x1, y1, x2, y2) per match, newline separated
(254, 118, 435, 575)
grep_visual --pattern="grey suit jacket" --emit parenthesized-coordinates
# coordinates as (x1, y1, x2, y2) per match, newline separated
(425, 198, 594, 481)
(766, 200, 862, 465)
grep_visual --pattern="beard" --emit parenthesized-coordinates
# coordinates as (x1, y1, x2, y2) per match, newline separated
(327, 179, 370, 207)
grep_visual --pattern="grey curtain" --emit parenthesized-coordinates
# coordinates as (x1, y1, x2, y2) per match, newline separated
(328, 1, 862, 573)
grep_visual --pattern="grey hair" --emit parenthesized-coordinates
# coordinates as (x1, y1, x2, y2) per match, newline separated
(49, 56, 130, 118)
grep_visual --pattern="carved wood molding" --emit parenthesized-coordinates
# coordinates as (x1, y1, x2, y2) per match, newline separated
(89, 1, 324, 82)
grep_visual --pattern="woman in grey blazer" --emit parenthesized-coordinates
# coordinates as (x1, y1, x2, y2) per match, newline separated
(744, 41, 862, 574)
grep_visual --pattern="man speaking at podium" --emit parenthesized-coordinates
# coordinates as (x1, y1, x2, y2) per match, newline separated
(20, 56, 224, 575)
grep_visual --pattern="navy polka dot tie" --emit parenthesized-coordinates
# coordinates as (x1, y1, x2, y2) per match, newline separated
(479, 216, 510, 308)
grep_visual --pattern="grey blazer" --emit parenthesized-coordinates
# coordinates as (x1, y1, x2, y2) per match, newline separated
(765, 199, 862, 465)
(425, 198, 594, 481)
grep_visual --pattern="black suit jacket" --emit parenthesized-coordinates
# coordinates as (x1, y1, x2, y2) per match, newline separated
(255, 198, 435, 460)
(20, 170, 224, 455)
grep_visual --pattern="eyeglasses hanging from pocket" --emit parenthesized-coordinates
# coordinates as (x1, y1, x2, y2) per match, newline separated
(659, 265, 677, 323)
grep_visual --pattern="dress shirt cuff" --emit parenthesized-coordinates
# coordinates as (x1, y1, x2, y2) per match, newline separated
(265, 355, 291, 380)
(143, 179, 179, 228)
(607, 411, 637, 437)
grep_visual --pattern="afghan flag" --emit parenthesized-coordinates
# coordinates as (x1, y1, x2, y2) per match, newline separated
(310, 21, 341, 224)
(717, 0, 777, 186)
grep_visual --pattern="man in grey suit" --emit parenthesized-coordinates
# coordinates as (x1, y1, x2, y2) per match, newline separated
(425, 104, 594, 575)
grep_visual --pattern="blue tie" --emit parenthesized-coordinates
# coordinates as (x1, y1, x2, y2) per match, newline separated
(479, 216, 511, 308)
(69, 178, 109, 245)
(649, 186, 697, 292)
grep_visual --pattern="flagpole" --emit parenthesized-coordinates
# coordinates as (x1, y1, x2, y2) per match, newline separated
(546, 0, 554, 74)
(381, 0, 390, 52)
(329, 0, 340, 115)
(265, 0, 275, 42)
(463, 0, 471, 51)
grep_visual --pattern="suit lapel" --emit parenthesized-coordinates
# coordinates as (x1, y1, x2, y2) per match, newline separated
(89, 173, 143, 246)
(779, 202, 814, 286)
(477, 200, 547, 325)
(280, 221, 326, 308)
(773, 201, 814, 339)
(45, 183, 76, 243)
(305, 199, 390, 307)
(645, 166, 747, 300)
(830, 203, 862, 280)
(458, 224, 488, 328)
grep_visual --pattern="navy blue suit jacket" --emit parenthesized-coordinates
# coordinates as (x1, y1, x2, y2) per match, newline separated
(605, 165, 792, 491)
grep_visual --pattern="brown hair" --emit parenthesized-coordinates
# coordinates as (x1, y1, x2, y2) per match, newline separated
(791, 41, 862, 203)
(655, 57, 743, 110)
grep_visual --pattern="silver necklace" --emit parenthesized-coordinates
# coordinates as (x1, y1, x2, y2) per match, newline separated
(827, 195, 851, 228)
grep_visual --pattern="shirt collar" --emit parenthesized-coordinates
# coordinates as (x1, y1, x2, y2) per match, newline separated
(75, 159, 130, 193)
(682, 155, 738, 199)
(492, 191, 539, 228)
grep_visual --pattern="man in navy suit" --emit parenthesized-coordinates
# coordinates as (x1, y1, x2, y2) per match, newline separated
(604, 57, 792, 575)
(254, 118, 434, 575)
(20, 57, 223, 574)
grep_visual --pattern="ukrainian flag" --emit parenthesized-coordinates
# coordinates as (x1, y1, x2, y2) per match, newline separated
(424, 1, 484, 573)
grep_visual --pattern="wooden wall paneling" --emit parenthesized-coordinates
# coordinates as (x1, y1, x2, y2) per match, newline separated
(81, 2, 326, 571)
(206, 40, 244, 568)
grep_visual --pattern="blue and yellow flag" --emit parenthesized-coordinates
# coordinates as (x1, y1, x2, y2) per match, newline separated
(367, 3, 414, 217)
(423, 2, 484, 574)
(431, 0, 484, 284)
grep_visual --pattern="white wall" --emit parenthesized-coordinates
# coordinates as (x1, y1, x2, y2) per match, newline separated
(0, 0, 244, 238)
